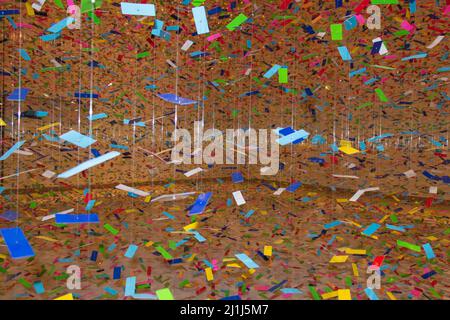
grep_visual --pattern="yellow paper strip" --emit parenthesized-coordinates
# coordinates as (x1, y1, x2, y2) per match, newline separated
(226, 263, 242, 268)
(352, 263, 359, 277)
(263, 245, 272, 256)
(338, 289, 351, 300)
(37, 122, 60, 131)
(35, 236, 59, 242)
(25, 2, 35, 16)
(183, 222, 199, 231)
(339, 145, 360, 155)
(386, 291, 397, 300)
(205, 267, 213, 281)
(54, 293, 74, 300)
(330, 255, 349, 263)
(345, 249, 366, 255)
(322, 290, 339, 299)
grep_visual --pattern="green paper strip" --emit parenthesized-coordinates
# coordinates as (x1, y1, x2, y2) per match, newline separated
(104, 223, 119, 235)
(397, 240, 421, 252)
(155, 246, 173, 260)
(308, 285, 321, 300)
(371, 0, 399, 4)
(81, 0, 103, 14)
(19, 278, 32, 289)
(88, 11, 100, 25)
(54, 0, 64, 9)
(136, 51, 150, 59)
(375, 88, 388, 102)
(278, 67, 288, 84)
(356, 102, 372, 109)
(155, 287, 174, 300)
(393, 30, 409, 36)
(330, 24, 343, 41)
(226, 13, 248, 31)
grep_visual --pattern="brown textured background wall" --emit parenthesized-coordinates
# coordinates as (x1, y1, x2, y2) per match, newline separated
(0, 0, 448, 201)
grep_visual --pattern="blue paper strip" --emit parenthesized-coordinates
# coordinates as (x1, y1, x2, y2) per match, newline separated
(349, 67, 366, 78)
(337, 46, 352, 61)
(191, 230, 206, 242)
(232, 172, 244, 183)
(192, 6, 209, 35)
(276, 129, 309, 145)
(386, 224, 405, 232)
(55, 214, 99, 224)
(422, 243, 435, 260)
(7, 88, 29, 101)
(60, 130, 96, 148)
(75, 92, 99, 99)
(57, 151, 121, 178)
(124, 244, 138, 258)
(125, 277, 136, 296)
(88, 113, 108, 121)
(40, 32, 61, 42)
(113, 266, 121, 279)
(235, 253, 259, 269)
(286, 181, 301, 192)
(362, 223, 381, 236)
(47, 17, 75, 33)
(34, 282, 45, 294)
(364, 287, 379, 300)
(324, 220, 342, 229)
(18, 49, 31, 61)
(157, 93, 197, 105)
(0, 9, 20, 16)
(344, 16, 357, 30)
(0, 227, 35, 259)
(0, 141, 25, 161)
(0, 210, 18, 222)
(401, 53, 427, 61)
(189, 192, 212, 215)
(120, 2, 156, 16)
(263, 64, 281, 79)
(244, 209, 255, 219)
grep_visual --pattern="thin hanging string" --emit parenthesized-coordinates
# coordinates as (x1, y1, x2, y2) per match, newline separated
(76, 6, 83, 219)
(15, 0, 24, 236)
(1, 17, 4, 180)
(88, 1, 95, 220)
(246, 2, 254, 196)
(151, 21, 156, 189)
(194, 36, 202, 191)
(173, 4, 179, 185)
(131, 13, 137, 245)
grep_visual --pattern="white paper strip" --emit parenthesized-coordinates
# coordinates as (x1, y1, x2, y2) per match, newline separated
(115, 184, 150, 197)
(184, 167, 203, 177)
(151, 192, 196, 202)
(349, 187, 380, 202)
(403, 169, 416, 178)
(426, 35, 445, 49)
(42, 170, 56, 179)
(429, 186, 438, 194)
(332, 174, 360, 179)
(41, 208, 74, 221)
(232, 191, 246, 206)
(181, 40, 193, 51)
